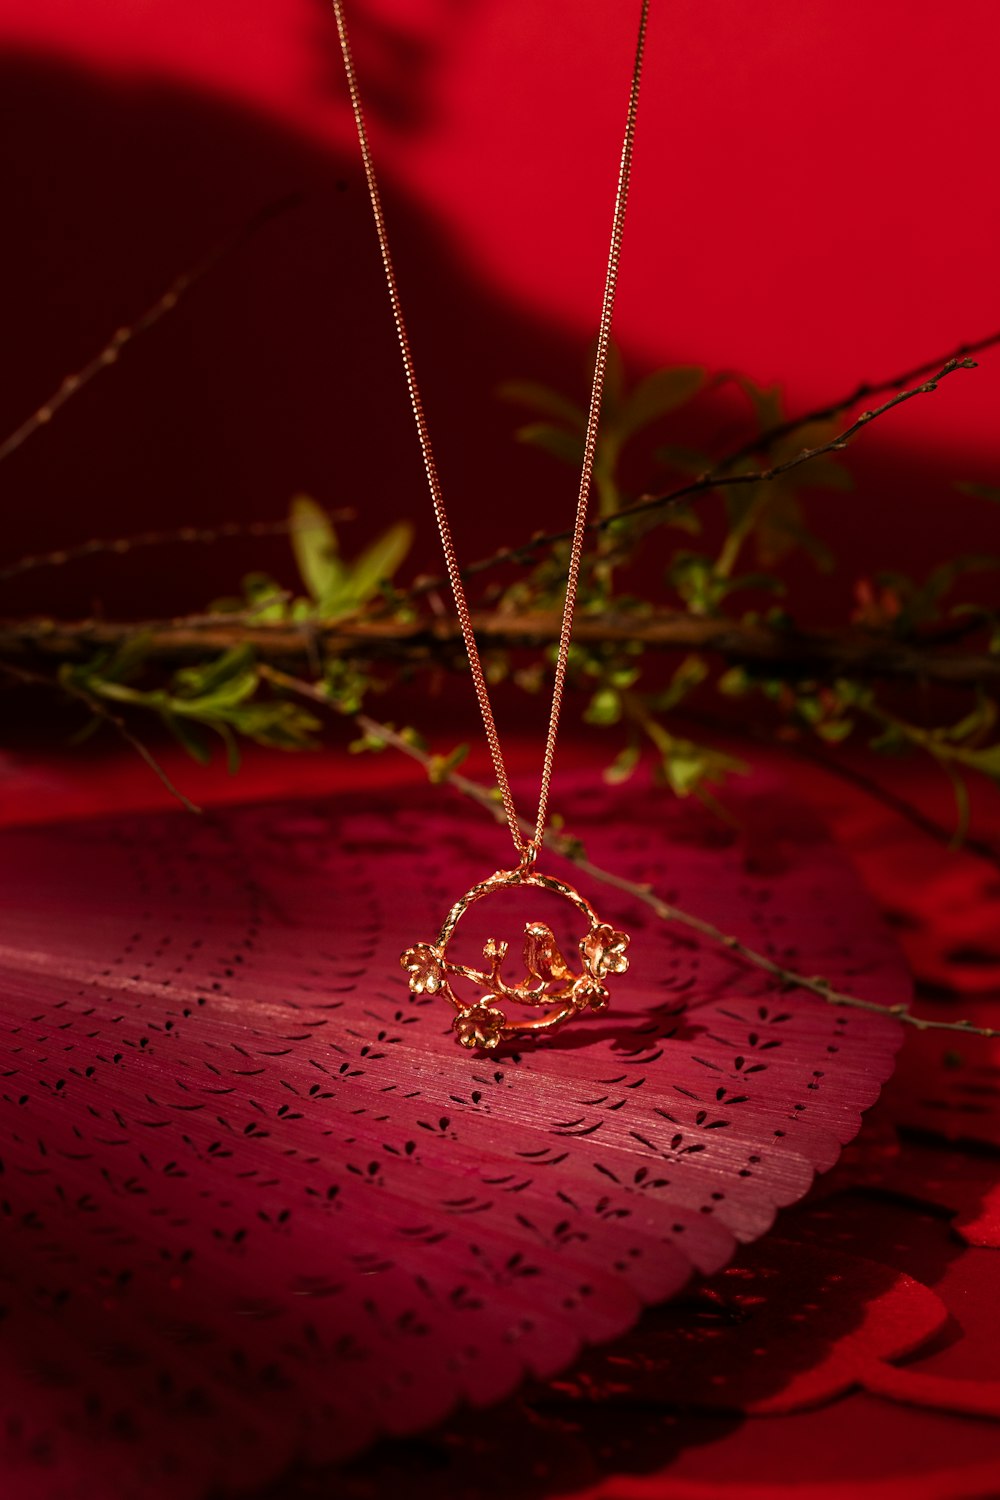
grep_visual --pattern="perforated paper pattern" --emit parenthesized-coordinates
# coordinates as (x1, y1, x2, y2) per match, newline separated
(0, 770, 905, 1495)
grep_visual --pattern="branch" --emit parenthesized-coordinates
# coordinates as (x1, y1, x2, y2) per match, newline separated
(4, 609, 997, 686)
(254, 675, 999, 1040)
(717, 328, 1000, 472)
(0, 512, 353, 586)
(0, 194, 299, 473)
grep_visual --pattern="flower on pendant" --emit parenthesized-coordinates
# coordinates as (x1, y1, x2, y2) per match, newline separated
(581, 923, 630, 980)
(453, 1003, 506, 1051)
(400, 942, 444, 995)
(573, 976, 610, 1012)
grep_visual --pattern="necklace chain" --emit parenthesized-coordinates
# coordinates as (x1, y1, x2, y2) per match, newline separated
(332, 0, 651, 863)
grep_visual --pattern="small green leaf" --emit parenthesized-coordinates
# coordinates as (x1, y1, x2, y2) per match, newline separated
(799, 458, 854, 492)
(289, 495, 347, 605)
(515, 422, 584, 467)
(736, 375, 784, 436)
(427, 743, 470, 784)
(655, 443, 713, 477)
(163, 712, 212, 765)
(652, 655, 709, 713)
(617, 366, 705, 442)
(815, 718, 854, 743)
(497, 380, 585, 428)
(954, 742, 1000, 780)
(173, 646, 256, 701)
(955, 480, 1000, 506)
(718, 667, 751, 697)
(242, 572, 289, 621)
(584, 687, 622, 726)
(604, 742, 640, 785)
(342, 521, 414, 612)
(941, 761, 971, 846)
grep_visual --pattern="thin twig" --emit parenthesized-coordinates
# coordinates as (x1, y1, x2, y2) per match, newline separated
(0, 662, 201, 814)
(0, 194, 300, 473)
(0, 512, 353, 586)
(717, 328, 1000, 471)
(250, 686, 997, 1040)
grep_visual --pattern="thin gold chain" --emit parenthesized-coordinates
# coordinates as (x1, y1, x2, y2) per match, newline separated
(332, 0, 651, 864)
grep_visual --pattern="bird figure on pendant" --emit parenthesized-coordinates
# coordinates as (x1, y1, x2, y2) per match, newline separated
(521, 922, 575, 989)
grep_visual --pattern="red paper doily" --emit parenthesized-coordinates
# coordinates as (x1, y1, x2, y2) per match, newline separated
(0, 766, 905, 1496)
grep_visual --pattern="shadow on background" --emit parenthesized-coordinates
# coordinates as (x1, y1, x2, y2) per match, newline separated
(1, 50, 997, 638)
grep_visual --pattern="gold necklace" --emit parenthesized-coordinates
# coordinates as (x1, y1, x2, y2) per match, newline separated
(333, 0, 650, 1050)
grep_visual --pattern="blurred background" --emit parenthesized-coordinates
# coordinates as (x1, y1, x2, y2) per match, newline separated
(0, 0, 997, 640)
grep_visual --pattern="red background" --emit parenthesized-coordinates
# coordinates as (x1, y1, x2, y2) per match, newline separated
(1, 0, 998, 626)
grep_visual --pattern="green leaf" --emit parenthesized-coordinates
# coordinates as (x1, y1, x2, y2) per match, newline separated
(173, 646, 256, 701)
(515, 422, 585, 467)
(604, 741, 640, 785)
(736, 375, 784, 436)
(617, 366, 705, 442)
(798, 458, 854, 492)
(100, 632, 153, 684)
(941, 761, 971, 846)
(718, 666, 751, 697)
(241, 572, 289, 621)
(496, 380, 585, 429)
(428, 743, 470, 784)
(954, 742, 1000, 780)
(652, 655, 709, 713)
(749, 487, 835, 573)
(227, 700, 321, 751)
(942, 694, 997, 746)
(342, 521, 414, 612)
(658, 737, 745, 798)
(655, 443, 714, 478)
(349, 727, 389, 754)
(583, 687, 622, 726)
(163, 712, 212, 765)
(289, 495, 347, 605)
(955, 480, 1000, 506)
(400, 725, 429, 754)
(815, 718, 854, 743)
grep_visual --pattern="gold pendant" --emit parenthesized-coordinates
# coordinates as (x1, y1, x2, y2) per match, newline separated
(401, 861, 630, 1051)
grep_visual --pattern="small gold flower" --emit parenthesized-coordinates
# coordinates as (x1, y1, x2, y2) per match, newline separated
(581, 923, 630, 980)
(453, 1003, 506, 1051)
(483, 937, 509, 963)
(574, 976, 610, 1012)
(400, 942, 444, 995)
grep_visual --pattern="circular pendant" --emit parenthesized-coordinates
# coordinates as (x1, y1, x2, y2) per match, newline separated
(400, 865, 630, 1050)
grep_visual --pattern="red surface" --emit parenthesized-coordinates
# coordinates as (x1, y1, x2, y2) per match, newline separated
(0, 738, 999, 1497)
(0, 750, 904, 1492)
